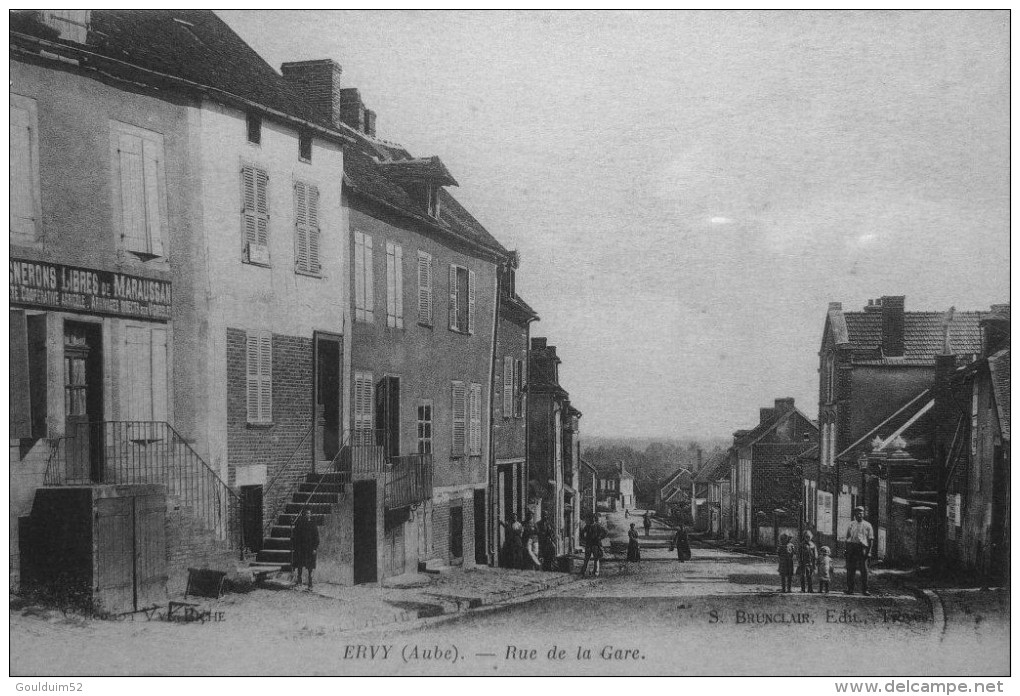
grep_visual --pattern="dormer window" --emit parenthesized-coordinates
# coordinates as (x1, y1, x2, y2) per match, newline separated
(246, 112, 262, 145)
(40, 10, 90, 43)
(427, 182, 441, 218)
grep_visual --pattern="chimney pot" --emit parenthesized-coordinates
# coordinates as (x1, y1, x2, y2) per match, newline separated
(531, 337, 547, 351)
(828, 302, 843, 312)
(881, 295, 906, 357)
(281, 60, 376, 135)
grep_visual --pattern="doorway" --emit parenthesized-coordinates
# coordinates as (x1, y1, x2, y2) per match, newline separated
(449, 505, 464, 564)
(474, 489, 487, 565)
(63, 321, 103, 482)
(353, 480, 377, 584)
(240, 485, 264, 554)
(314, 333, 343, 468)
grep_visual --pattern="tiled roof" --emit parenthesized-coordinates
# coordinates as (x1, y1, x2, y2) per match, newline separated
(734, 407, 817, 449)
(344, 148, 508, 258)
(378, 156, 458, 186)
(13, 10, 344, 136)
(842, 311, 987, 365)
(988, 348, 1010, 442)
(695, 450, 730, 482)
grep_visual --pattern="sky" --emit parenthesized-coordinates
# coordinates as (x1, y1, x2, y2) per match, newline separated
(219, 10, 1010, 441)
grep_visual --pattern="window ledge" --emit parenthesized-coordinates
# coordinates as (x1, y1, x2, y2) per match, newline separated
(246, 421, 274, 430)
(418, 321, 433, 330)
(243, 259, 272, 269)
(294, 268, 323, 279)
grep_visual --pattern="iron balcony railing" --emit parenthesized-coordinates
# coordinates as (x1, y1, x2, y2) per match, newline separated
(341, 428, 389, 477)
(43, 421, 240, 546)
(385, 452, 433, 511)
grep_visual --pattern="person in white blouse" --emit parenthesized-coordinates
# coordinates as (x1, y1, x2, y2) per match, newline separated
(844, 506, 873, 595)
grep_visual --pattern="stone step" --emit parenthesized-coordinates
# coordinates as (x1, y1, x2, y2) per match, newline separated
(292, 491, 339, 505)
(297, 482, 344, 494)
(284, 502, 332, 516)
(256, 549, 293, 566)
(307, 472, 349, 484)
(261, 536, 292, 550)
(276, 513, 325, 527)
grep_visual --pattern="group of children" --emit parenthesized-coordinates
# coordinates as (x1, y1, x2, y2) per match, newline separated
(777, 530, 833, 593)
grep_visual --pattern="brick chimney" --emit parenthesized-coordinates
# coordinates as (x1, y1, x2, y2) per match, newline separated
(759, 407, 775, 424)
(880, 295, 905, 357)
(531, 337, 547, 351)
(280, 59, 376, 136)
(981, 304, 1010, 355)
(774, 397, 796, 414)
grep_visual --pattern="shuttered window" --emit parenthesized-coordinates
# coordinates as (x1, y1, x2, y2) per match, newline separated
(451, 381, 467, 457)
(386, 242, 404, 328)
(294, 181, 321, 275)
(448, 264, 475, 334)
(417, 251, 433, 325)
(114, 123, 167, 258)
(124, 325, 168, 422)
(513, 358, 524, 417)
(353, 371, 375, 445)
(354, 231, 374, 322)
(10, 95, 40, 245)
(502, 357, 513, 418)
(469, 382, 482, 456)
(246, 331, 272, 424)
(10, 310, 32, 438)
(241, 163, 270, 264)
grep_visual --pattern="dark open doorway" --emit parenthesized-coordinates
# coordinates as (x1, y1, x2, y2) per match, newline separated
(474, 489, 487, 565)
(314, 333, 343, 468)
(353, 480, 377, 584)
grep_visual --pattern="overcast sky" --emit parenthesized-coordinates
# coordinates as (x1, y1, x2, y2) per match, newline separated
(219, 10, 1010, 441)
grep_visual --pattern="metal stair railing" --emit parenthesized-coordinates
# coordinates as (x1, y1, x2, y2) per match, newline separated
(257, 424, 316, 541)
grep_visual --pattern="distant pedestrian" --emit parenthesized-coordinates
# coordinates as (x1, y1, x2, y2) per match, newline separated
(798, 530, 818, 593)
(625, 508, 630, 519)
(817, 546, 833, 594)
(521, 511, 538, 569)
(669, 524, 692, 563)
(537, 518, 558, 571)
(844, 506, 873, 595)
(291, 508, 319, 590)
(580, 514, 608, 577)
(627, 523, 641, 562)
(499, 513, 525, 569)
(777, 533, 795, 593)
(643, 512, 653, 538)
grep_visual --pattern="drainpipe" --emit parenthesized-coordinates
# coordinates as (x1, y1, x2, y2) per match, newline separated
(486, 266, 501, 567)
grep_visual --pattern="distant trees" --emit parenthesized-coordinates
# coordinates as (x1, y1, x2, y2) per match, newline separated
(583, 439, 715, 507)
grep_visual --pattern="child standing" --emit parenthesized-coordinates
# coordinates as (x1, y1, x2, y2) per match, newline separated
(797, 530, 818, 593)
(817, 545, 833, 594)
(777, 533, 795, 593)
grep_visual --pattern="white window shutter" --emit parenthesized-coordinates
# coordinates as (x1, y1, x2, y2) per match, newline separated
(451, 381, 466, 456)
(364, 234, 374, 319)
(502, 358, 513, 417)
(417, 251, 432, 324)
(246, 332, 260, 422)
(118, 132, 147, 253)
(386, 242, 396, 327)
(125, 326, 151, 421)
(468, 270, 476, 334)
(470, 383, 482, 455)
(308, 185, 320, 272)
(150, 327, 168, 421)
(256, 167, 270, 247)
(9, 102, 37, 241)
(241, 164, 258, 245)
(258, 332, 272, 423)
(449, 265, 458, 331)
(141, 138, 164, 256)
(354, 232, 366, 318)
(394, 244, 404, 327)
(294, 181, 309, 272)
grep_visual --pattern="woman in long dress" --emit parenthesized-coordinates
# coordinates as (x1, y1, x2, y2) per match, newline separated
(669, 524, 692, 563)
(627, 523, 641, 562)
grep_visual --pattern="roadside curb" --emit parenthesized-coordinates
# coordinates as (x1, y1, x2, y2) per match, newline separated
(906, 586, 947, 637)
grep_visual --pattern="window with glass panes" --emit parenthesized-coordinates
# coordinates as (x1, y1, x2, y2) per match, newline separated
(417, 400, 433, 454)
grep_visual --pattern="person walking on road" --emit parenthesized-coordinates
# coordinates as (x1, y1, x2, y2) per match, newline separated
(537, 518, 558, 571)
(627, 523, 641, 562)
(499, 513, 525, 570)
(845, 506, 873, 595)
(777, 533, 795, 593)
(669, 523, 692, 563)
(817, 546, 833, 594)
(798, 530, 818, 593)
(579, 514, 608, 577)
(643, 511, 653, 538)
(291, 507, 319, 590)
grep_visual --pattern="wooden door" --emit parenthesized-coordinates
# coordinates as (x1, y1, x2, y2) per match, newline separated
(64, 322, 102, 482)
(133, 493, 167, 609)
(473, 489, 487, 565)
(94, 496, 134, 613)
(353, 480, 378, 584)
(314, 334, 342, 467)
(241, 485, 264, 553)
(449, 505, 463, 563)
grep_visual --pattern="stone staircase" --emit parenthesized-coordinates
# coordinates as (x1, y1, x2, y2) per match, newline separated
(251, 471, 347, 573)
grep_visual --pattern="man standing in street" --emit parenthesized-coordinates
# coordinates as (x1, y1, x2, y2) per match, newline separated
(844, 505, 873, 595)
(643, 511, 653, 538)
(579, 514, 608, 577)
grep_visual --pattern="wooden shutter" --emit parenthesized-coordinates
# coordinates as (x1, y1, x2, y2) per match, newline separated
(295, 181, 309, 271)
(451, 381, 466, 456)
(257, 332, 272, 423)
(125, 326, 153, 421)
(417, 251, 432, 324)
(10, 310, 32, 438)
(246, 333, 260, 422)
(307, 184, 320, 272)
(386, 242, 402, 328)
(354, 232, 366, 318)
(364, 234, 374, 319)
(502, 357, 513, 418)
(354, 371, 374, 442)
(256, 167, 269, 246)
(469, 383, 482, 455)
(141, 138, 164, 257)
(513, 358, 524, 417)
(10, 101, 37, 242)
(119, 132, 147, 253)
(150, 327, 168, 422)
(241, 164, 258, 245)
(448, 265, 459, 331)
(467, 270, 476, 334)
